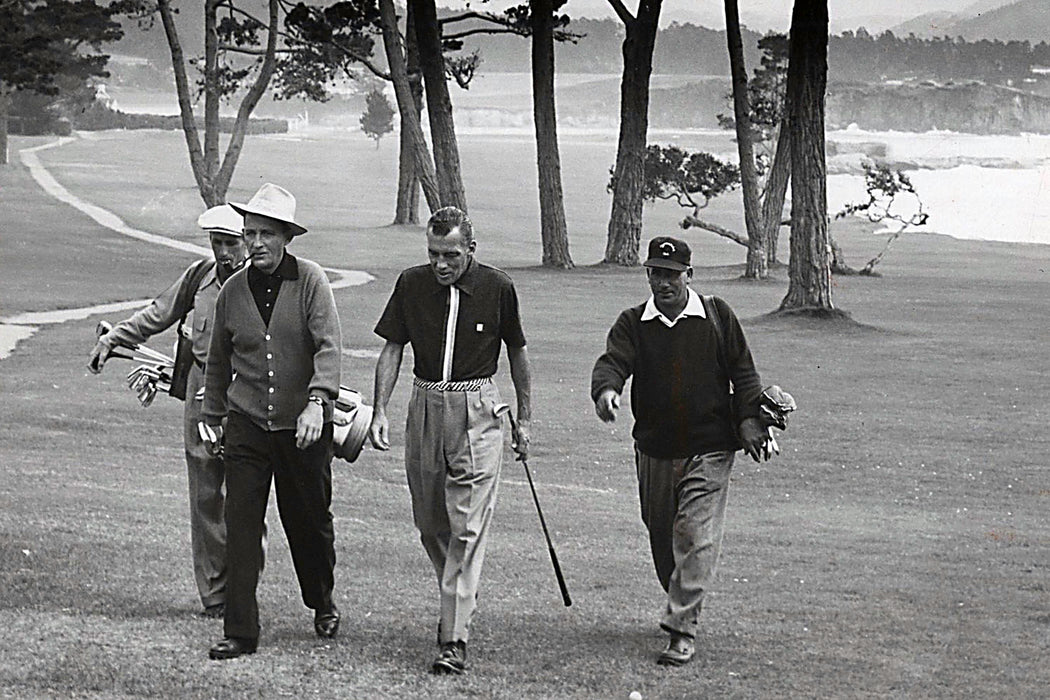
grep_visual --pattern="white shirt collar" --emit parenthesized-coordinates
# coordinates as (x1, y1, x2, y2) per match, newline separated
(641, 288, 707, 328)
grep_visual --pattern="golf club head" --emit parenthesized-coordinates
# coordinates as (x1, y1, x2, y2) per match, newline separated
(492, 403, 511, 419)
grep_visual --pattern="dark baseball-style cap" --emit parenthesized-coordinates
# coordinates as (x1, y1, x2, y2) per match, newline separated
(643, 236, 691, 271)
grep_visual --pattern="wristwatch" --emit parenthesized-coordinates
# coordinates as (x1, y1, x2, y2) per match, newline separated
(307, 395, 325, 408)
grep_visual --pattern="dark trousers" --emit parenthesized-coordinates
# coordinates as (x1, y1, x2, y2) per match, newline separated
(222, 411, 336, 641)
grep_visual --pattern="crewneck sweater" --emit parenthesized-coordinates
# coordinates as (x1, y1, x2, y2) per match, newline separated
(203, 255, 341, 431)
(591, 295, 763, 459)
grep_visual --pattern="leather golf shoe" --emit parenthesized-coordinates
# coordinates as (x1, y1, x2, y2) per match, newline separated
(208, 636, 257, 660)
(431, 640, 467, 675)
(314, 603, 340, 639)
(656, 632, 695, 666)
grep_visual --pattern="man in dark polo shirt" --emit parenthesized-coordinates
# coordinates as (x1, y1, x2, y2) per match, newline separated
(369, 206, 531, 676)
(591, 236, 768, 667)
(201, 183, 342, 660)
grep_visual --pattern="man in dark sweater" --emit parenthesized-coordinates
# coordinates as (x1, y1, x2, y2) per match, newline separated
(201, 183, 342, 660)
(591, 236, 767, 667)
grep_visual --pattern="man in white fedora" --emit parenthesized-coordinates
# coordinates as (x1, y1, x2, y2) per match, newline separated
(88, 204, 247, 618)
(200, 183, 343, 660)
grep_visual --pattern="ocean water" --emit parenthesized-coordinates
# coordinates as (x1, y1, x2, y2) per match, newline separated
(103, 81, 1050, 246)
(827, 127, 1050, 245)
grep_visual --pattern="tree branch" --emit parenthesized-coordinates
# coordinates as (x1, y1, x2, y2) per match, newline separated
(216, 0, 280, 192)
(219, 44, 296, 55)
(605, 0, 635, 25)
(444, 27, 520, 40)
(439, 10, 510, 26)
(680, 216, 749, 246)
(156, 0, 208, 197)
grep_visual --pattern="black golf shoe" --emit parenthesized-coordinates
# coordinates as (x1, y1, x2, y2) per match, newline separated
(431, 640, 467, 675)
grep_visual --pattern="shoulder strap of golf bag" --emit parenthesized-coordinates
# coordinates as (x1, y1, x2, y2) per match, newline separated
(704, 293, 744, 439)
(702, 294, 727, 374)
(168, 259, 215, 401)
(174, 259, 216, 333)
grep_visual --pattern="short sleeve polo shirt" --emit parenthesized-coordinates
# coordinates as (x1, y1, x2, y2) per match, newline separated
(374, 259, 526, 382)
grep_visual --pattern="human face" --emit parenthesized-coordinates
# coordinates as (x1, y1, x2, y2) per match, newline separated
(427, 226, 475, 286)
(209, 231, 247, 278)
(243, 213, 292, 275)
(646, 266, 691, 312)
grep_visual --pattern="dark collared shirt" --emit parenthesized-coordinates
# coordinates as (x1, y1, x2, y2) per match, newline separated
(247, 252, 299, 327)
(374, 259, 527, 382)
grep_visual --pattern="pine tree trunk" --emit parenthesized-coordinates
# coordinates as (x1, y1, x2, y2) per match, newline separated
(406, 13, 425, 222)
(157, 0, 210, 203)
(381, 0, 437, 222)
(411, 0, 467, 211)
(779, 0, 833, 312)
(531, 0, 573, 268)
(725, 0, 766, 279)
(203, 0, 220, 202)
(395, 123, 416, 224)
(0, 90, 9, 166)
(761, 121, 791, 265)
(212, 0, 279, 203)
(604, 0, 662, 266)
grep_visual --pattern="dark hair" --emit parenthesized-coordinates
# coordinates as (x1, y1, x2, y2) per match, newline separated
(427, 206, 473, 243)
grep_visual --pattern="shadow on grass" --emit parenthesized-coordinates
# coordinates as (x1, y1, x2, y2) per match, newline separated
(748, 307, 890, 336)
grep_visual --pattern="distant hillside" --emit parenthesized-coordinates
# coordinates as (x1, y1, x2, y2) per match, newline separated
(950, 0, 1050, 42)
(892, 11, 961, 38)
(826, 81, 1050, 134)
(890, 0, 1050, 41)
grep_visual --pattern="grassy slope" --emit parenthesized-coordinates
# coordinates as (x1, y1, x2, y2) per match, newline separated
(1, 132, 1048, 699)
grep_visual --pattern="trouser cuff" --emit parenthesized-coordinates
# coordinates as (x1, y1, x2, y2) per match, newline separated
(660, 620, 696, 640)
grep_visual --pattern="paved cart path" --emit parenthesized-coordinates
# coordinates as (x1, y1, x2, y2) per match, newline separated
(0, 136, 373, 359)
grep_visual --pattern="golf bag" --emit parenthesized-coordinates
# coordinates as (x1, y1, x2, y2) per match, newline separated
(169, 259, 215, 400)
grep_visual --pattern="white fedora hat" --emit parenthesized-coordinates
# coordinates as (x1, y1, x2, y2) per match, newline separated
(197, 204, 244, 236)
(229, 183, 308, 236)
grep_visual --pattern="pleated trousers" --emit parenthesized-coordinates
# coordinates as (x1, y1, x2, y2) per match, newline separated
(405, 380, 504, 644)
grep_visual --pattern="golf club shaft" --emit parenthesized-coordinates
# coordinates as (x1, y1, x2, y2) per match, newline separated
(507, 414, 572, 608)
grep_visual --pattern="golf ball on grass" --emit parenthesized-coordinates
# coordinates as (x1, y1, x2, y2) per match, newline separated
(629, 692, 642, 700)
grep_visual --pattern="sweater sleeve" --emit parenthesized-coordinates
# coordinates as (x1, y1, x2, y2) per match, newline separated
(202, 285, 232, 424)
(715, 297, 764, 420)
(590, 308, 638, 402)
(101, 265, 193, 349)
(304, 264, 342, 402)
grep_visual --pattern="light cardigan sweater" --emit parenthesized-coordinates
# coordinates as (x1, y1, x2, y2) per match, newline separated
(203, 255, 341, 431)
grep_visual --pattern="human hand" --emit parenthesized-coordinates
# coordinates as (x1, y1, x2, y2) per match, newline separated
(87, 340, 112, 374)
(368, 409, 390, 450)
(198, 421, 224, 457)
(738, 417, 767, 462)
(511, 417, 530, 461)
(594, 390, 620, 423)
(296, 400, 324, 450)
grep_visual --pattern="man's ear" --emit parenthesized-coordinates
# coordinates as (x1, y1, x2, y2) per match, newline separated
(686, 267, 694, 280)
(468, 239, 477, 254)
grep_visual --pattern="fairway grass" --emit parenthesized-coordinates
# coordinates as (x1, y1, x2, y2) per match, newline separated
(1, 132, 1048, 698)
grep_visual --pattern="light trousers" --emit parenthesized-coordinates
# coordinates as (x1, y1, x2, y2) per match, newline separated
(182, 363, 226, 608)
(636, 448, 735, 639)
(405, 381, 504, 644)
